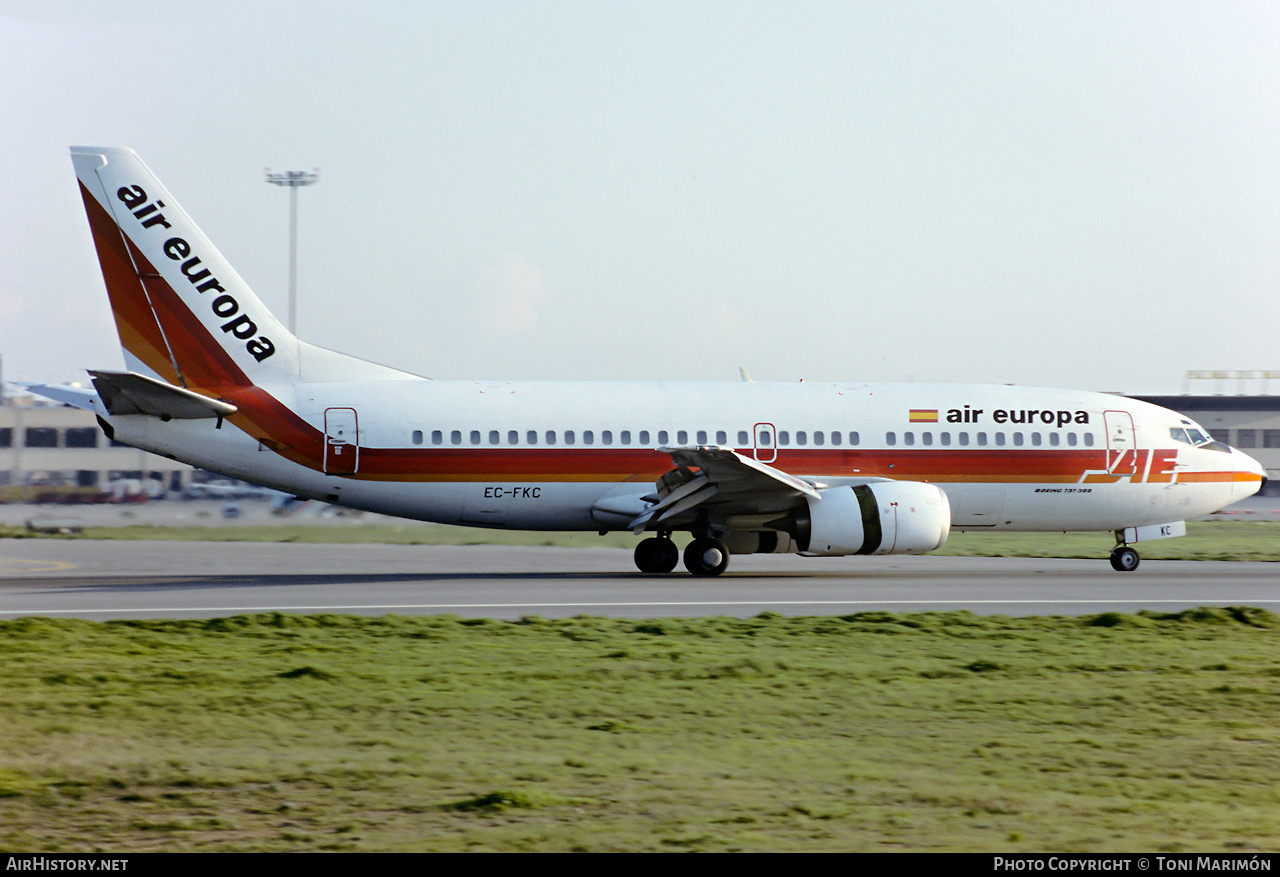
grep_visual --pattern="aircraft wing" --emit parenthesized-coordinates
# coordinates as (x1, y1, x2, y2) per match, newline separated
(627, 446, 824, 533)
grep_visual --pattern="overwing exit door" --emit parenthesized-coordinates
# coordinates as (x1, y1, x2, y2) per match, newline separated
(754, 422, 777, 463)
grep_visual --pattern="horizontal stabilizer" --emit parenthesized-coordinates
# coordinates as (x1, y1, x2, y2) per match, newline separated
(89, 370, 237, 419)
(20, 382, 99, 412)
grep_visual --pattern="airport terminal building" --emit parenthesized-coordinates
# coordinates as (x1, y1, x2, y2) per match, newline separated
(0, 394, 192, 502)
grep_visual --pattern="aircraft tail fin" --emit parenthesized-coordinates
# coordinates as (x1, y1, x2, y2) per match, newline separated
(70, 147, 420, 394)
(71, 147, 300, 391)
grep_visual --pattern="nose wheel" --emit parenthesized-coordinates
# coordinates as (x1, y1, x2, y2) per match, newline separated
(1109, 546, 1140, 572)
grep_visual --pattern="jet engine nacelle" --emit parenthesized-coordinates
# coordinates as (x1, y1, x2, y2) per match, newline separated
(798, 482, 951, 556)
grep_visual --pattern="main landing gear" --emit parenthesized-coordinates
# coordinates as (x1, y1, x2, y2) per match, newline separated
(683, 537, 729, 577)
(634, 536, 679, 574)
(1109, 545, 1140, 572)
(634, 535, 730, 576)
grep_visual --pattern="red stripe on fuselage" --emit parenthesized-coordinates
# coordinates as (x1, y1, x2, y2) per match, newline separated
(339, 447, 1112, 483)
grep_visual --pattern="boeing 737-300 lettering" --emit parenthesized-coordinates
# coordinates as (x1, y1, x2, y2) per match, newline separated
(38, 147, 1266, 576)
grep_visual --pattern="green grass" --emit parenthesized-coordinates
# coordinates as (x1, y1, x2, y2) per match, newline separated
(2, 520, 1278, 561)
(3, 609, 1280, 852)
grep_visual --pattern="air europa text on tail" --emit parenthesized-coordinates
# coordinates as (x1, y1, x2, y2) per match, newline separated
(116, 184, 276, 363)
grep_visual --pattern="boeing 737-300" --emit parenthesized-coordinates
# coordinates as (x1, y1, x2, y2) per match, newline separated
(33, 147, 1266, 576)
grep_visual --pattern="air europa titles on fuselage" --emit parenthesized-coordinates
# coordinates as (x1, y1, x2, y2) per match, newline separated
(115, 185, 275, 363)
(938, 405, 1090, 427)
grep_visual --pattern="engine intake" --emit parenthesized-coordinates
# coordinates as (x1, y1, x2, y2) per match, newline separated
(797, 482, 951, 556)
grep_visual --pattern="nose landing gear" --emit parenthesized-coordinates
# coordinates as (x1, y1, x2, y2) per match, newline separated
(1109, 545, 1140, 572)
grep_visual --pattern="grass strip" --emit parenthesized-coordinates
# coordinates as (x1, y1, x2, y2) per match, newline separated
(2, 608, 1279, 852)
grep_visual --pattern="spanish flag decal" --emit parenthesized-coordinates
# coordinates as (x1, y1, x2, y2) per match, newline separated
(909, 409, 938, 423)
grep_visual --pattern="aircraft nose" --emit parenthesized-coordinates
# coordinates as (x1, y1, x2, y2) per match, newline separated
(1233, 448, 1268, 501)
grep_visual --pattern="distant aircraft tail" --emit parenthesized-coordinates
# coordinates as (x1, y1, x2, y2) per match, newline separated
(70, 147, 417, 394)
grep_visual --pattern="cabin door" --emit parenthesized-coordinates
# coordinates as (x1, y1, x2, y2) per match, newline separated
(1103, 410, 1136, 477)
(324, 407, 360, 474)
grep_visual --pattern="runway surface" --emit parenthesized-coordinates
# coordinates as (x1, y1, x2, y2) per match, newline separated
(1, 539, 1277, 620)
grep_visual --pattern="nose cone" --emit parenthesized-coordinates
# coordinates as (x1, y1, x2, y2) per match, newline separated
(1232, 448, 1268, 502)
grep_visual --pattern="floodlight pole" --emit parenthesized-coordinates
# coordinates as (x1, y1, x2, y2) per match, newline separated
(265, 168, 319, 335)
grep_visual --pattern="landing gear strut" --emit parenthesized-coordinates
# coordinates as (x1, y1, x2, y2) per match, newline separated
(683, 537, 730, 577)
(1109, 545, 1140, 572)
(634, 536, 679, 574)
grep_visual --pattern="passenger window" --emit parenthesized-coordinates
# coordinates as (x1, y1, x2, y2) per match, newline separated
(1031, 433, 1041, 446)
(830, 431, 841, 446)
(470, 430, 481, 445)
(602, 430, 613, 445)
(508, 430, 519, 445)
(658, 430, 668, 444)
(849, 432, 859, 446)
(639, 430, 651, 445)
(1067, 433, 1077, 446)
(796, 431, 807, 446)
(886, 432, 896, 446)
(814, 431, 824, 446)
(1084, 433, 1094, 447)
(737, 430, 749, 445)
(565, 430, 576, 445)
(940, 432, 951, 446)
(758, 431, 771, 445)
(1049, 433, 1060, 446)
(620, 430, 631, 445)
(921, 433, 933, 446)
(545, 430, 556, 445)
(904, 432, 915, 446)
(977, 432, 987, 446)
(995, 433, 1006, 447)
(583, 430, 594, 445)
(958, 432, 969, 446)
(779, 431, 790, 445)
(677, 430, 688, 444)
(413, 430, 424, 445)
(451, 430, 462, 445)
(527, 430, 538, 445)
(489, 430, 500, 445)
(1013, 432, 1023, 446)
(716, 430, 727, 445)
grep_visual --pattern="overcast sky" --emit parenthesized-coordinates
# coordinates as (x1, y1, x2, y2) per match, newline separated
(2, 1, 1277, 394)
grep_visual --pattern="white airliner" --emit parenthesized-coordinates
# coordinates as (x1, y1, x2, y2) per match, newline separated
(38, 146, 1266, 576)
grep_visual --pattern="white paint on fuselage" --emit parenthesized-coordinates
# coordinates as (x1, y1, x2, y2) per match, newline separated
(102, 380, 1264, 537)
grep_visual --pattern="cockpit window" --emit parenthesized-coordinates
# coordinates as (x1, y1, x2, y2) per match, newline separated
(1174, 420, 1230, 452)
